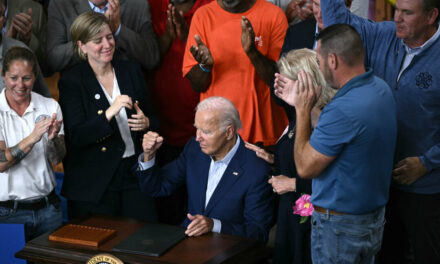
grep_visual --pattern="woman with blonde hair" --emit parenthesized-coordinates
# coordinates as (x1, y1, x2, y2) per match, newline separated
(247, 48, 335, 264)
(58, 12, 158, 221)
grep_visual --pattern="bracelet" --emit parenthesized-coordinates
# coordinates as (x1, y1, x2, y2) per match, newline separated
(199, 63, 212, 73)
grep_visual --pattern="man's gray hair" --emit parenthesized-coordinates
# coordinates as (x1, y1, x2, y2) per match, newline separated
(196, 96, 243, 131)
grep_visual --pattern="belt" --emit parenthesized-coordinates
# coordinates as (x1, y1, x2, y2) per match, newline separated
(314, 205, 347, 215)
(0, 191, 60, 211)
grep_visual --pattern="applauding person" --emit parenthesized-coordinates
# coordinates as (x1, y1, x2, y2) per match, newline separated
(0, 47, 65, 241)
(58, 12, 158, 221)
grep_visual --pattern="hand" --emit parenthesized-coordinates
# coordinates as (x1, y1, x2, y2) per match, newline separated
(241, 16, 256, 54)
(29, 117, 52, 144)
(6, 8, 33, 45)
(105, 0, 121, 34)
(245, 142, 274, 164)
(165, 4, 176, 40)
(296, 0, 313, 21)
(171, 6, 189, 41)
(268, 175, 296, 195)
(185, 213, 213, 237)
(47, 113, 63, 140)
(142, 131, 163, 161)
(128, 102, 150, 131)
(105, 95, 132, 121)
(274, 71, 319, 112)
(392, 157, 427, 185)
(190, 34, 214, 69)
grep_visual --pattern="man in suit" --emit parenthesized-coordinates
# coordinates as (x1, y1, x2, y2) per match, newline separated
(2, 0, 46, 72)
(46, 0, 159, 74)
(0, 2, 49, 97)
(135, 96, 274, 242)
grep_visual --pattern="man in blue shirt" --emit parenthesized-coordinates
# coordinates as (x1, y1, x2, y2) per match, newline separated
(134, 96, 274, 242)
(275, 24, 397, 263)
(321, 0, 440, 262)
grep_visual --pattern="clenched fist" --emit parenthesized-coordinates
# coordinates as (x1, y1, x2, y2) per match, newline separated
(142, 131, 163, 161)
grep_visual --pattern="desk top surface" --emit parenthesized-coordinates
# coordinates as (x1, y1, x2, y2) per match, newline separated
(15, 215, 271, 264)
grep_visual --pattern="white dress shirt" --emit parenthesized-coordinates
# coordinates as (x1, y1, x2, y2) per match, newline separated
(99, 69, 135, 158)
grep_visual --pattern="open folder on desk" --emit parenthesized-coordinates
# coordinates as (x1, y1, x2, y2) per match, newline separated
(112, 223, 186, 257)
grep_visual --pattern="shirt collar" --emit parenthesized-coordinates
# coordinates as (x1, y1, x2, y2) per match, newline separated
(89, 1, 109, 13)
(402, 23, 440, 55)
(334, 68, 374, 99)
(211, 136, 240, 165)
(0, 89, 36, 114)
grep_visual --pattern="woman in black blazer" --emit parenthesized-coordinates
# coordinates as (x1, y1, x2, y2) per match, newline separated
(58, 12, 157, 221)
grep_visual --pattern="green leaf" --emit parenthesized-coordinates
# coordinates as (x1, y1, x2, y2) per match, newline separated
(300, 216, 309, 224)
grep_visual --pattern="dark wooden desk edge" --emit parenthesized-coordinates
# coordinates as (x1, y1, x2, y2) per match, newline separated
(15, 215, 273, 264)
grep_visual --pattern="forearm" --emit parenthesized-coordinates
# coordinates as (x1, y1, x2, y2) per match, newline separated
(294, 110, 313, 178)
(158, 32, 174, 58)
(186, 64, 212, 92)
(47, 135, 66, 165)
(246, 48, 277, 86)
(0, 136, 38, 172)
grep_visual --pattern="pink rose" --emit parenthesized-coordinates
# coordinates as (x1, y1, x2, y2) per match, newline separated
(293, 194, 314, 217)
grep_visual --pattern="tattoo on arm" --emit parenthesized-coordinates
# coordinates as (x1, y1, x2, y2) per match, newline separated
(0, 151, 7, 162)
(48, 136, 66, 165)
(10, 144, 27, 163)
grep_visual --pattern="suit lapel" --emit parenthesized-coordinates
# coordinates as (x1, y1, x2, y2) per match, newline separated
(81, 62, 120, 132)
(204, 139, 245, 215)
(113, 61, 138, 141)
(74, 0, 92, 14)
(195, 153, 211, 214)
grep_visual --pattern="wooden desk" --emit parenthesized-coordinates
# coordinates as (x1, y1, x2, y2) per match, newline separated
(15, 216, 272, 264)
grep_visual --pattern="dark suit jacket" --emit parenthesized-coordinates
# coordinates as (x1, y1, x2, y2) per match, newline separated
(58, 60, 157, 202)
(46, 0, 159, 74)
(135, 137, 274, 242)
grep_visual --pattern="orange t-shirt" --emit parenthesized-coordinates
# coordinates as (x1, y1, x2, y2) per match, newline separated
(182, 0, 288, 145)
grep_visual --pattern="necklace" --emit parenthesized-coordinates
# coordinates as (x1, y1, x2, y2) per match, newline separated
(288, 126, 296, 139)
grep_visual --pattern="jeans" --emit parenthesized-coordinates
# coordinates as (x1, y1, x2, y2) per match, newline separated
(311, 206, 385, 264)
(0, 200, 63, 241)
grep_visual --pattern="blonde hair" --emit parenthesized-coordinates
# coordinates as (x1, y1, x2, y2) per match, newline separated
(70, 11, 110, 60)
(277, 49, 336, 109)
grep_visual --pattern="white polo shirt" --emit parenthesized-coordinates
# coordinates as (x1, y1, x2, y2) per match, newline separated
(0, 90, 64, 201)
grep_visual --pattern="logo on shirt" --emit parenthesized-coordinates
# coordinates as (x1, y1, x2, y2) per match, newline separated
(255, 36, 263, 47)
(416, 72, 432, 89)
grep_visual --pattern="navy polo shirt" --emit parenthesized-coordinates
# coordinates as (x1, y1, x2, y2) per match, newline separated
(309, 69, 397, 214)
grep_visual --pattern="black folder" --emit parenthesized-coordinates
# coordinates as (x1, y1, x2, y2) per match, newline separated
(111, 223, 186, 257)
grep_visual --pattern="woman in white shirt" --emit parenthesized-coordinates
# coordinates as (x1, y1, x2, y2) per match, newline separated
(0, 46, 65, 241)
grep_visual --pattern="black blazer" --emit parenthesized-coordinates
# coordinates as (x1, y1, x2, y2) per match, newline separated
(58, 60, 158, 202)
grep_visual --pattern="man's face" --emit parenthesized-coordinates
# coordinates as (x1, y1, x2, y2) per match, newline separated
(394, 0, 435, 47)
(313, 0, 323, 30)
(316, 41, 336, 89)
(194, 110, 230, 160)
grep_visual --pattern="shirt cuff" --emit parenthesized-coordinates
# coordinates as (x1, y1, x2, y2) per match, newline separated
(137, 153, 155, 171)
(115, 24, 122, 37)
(212, 218, 221, 233)
(419, 155, 432, 173)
